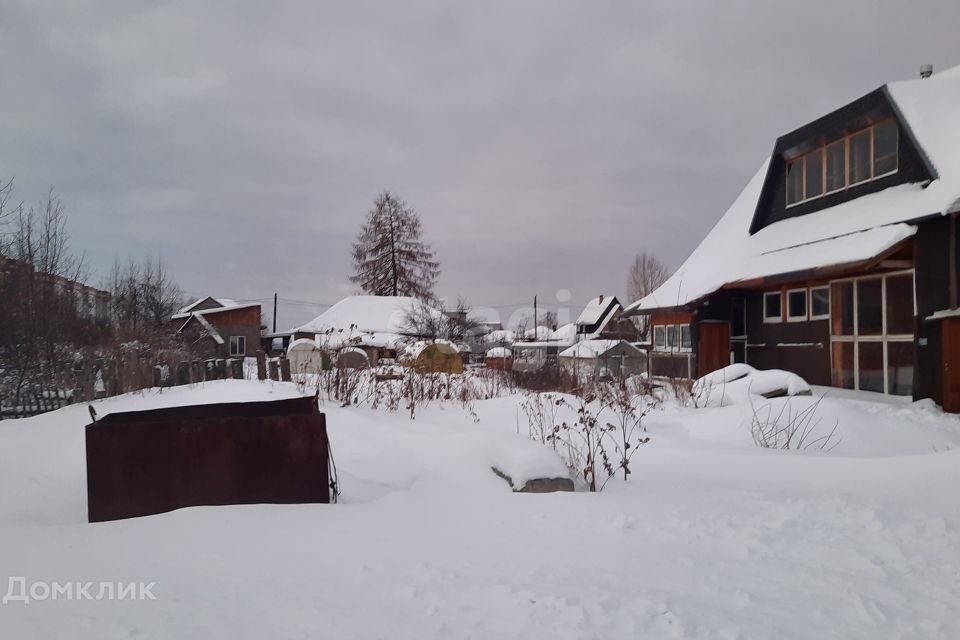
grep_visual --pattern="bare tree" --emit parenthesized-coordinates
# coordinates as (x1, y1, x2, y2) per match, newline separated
(400, 297, 479, 343)
(627, 250, 669, 340)
(106, 256, 183, 334)
(350, 191, 440, 300)
(0, 186, 90, 405)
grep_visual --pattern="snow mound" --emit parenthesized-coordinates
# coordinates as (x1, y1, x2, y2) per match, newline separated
(695, 364, 811, 407)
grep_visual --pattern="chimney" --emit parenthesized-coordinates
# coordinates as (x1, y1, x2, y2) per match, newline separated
(920, 64, 933, 79)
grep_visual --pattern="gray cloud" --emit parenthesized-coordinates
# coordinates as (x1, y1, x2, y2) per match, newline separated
(2, 0, 959, 328)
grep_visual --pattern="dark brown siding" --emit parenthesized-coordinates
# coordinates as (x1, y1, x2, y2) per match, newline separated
(742, 290, 831, 385)
(915, 216, 956, 404)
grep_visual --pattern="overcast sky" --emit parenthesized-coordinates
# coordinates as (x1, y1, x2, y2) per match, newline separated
(2, 1, 959, 329)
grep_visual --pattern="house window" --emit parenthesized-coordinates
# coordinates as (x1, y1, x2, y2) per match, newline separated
(229, 336, 246, 356)
(810, 286, 830, 319)
(653, 325, 666, 350)
(666, 325, 678, 350)
(829, 272, 915, 395)
(763, 291, 782, 323)
(848, 129, 872, 186)
(786, 160, 804, 205)
(652, 323, 692, 353)
(787, 288, 807, 322)
(791, 120, 898, 205)
(873, 120, 898, 177)
(825, 140, 846, 194)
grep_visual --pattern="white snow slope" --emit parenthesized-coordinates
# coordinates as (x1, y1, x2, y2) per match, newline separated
(1, 379, 960, 639)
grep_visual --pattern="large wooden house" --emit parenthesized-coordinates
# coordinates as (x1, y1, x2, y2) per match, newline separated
(625, 64, 960, 411)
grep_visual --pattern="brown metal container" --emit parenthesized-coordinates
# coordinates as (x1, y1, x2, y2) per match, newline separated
(85, 396, 329, 522)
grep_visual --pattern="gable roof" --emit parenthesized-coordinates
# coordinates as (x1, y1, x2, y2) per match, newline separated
(176, 296, 239, 315)
(297, 295, 437, 336)
(626, 64, 960, 314)
(171, 301, 259, 321)
(559, 339, 643, 359)
(576, 295, 621, 333)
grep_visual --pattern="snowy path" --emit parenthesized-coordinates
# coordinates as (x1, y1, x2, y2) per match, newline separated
(1, 380, 959, 638)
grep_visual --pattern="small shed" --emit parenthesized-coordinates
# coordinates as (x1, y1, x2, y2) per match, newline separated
(287, 338, 326, 375)
(485, 347, 513, 370)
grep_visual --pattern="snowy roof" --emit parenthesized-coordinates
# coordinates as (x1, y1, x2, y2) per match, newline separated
(626, 65, 960, 314)
(297, 296, 441, 336)
(286, 337, 321, 352)
(401, 339, 459, 360)
(558, 339, 624, 359)
(484, 329, 516, 344)
(576, 296, 620, 327)
(171, 298, 257, 321)
(514, 324, 578, 349)
(176, 296, 239, 316)
(485, 347, 512, 358)
(523, 325, 554, 341)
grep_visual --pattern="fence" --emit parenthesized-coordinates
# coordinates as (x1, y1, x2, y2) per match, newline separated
(0, 350, 293, 420)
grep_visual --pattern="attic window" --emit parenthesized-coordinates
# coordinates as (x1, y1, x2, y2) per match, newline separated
(786, 120, 898, 207)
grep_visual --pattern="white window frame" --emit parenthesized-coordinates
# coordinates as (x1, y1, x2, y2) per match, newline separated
(763, 291, 783, 324)
(229, 335, 246, 357)
(810, 285, 830, 320)
(786, 287, 808, 322)
(828, 270, 916, 395)
(666, 325, 679, 351)
(652, 323, 692, 353)
(653, 325, 666, 351)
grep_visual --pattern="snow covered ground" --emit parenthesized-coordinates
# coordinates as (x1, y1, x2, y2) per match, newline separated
(1, 379, 959, 638)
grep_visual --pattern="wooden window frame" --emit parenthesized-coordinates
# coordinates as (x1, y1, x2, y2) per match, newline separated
(786, 287, 808, 323)
(828, 270, 916, 395)
(786, 119, 899, 208)
(847, 129, 872, 188)
(229, 335, 246, 357)
(809, 285, 830, 320)
(872, 119, 899, 180)
(763, 291, 783, 324)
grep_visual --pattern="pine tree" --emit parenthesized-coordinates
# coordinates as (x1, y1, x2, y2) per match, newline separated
(350, 191, 440, 299)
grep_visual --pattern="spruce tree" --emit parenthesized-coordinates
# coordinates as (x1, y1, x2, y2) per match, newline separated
(350, 191, 439, 299)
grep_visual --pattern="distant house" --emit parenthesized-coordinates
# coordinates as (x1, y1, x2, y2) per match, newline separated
(625, 65, 960, 410)
(295, 295, 445, 366)
(511, 323, 578, 372)
(559, 339, 647, 379)
(575, 295, 641, 341)
(172, 296, 263, 359)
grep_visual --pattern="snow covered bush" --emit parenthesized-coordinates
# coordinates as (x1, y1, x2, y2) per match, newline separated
(598, 384, 654, 481)
(520, 384, 654, 491)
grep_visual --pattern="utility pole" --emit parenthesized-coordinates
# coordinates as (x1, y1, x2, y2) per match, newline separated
(272, 293, 278, 333)
(533, 295, 537, 339)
